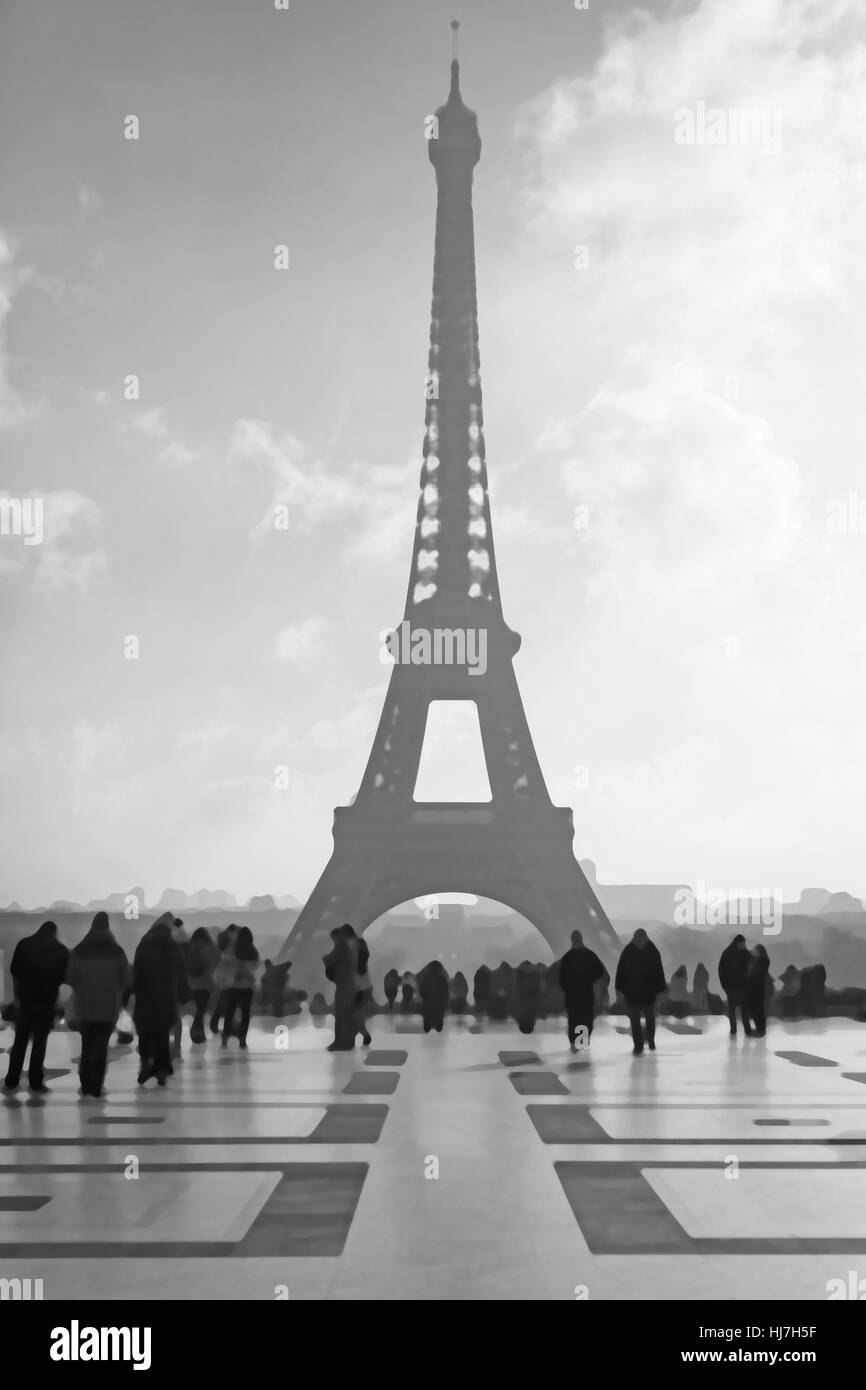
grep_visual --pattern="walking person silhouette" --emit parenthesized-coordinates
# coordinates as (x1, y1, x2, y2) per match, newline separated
(558, 930, 605, 1052)
(615, 929, 666, 1056)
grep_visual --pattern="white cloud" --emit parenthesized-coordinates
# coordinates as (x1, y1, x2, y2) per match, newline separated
(493, 504, 558, 544)
(71, 721, 126, 773)
(231, 418, 417, 559)
(258, 682, 386, 760)
(514, 0, 866, 329)
(33, 547, 108, 595)
(132, 406, 200, 467)
(554, 346, 811, 600)
(274, 614, 328, 665)
(178, 723, 234, 751)
(132, 407, 168, 439)
(161, 440, 200, 466)
(0, 489, 107, 594)
(76, 183, 102, 217)
(0, 232, 39, 432)
(232, 419, 358, 527)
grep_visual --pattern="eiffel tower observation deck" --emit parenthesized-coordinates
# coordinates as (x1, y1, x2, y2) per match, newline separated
(280, 30, 619, 986)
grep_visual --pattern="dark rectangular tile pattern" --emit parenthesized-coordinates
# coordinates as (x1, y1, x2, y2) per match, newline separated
(509, 1071, 569, 1096)
(88, 1116, 165, 1125)
(234, 1163, 368, 1256)
(753, 1118, 829, 1127)
(0, 1163, 369, 1258)
(775, 1051, 837, 1067)
(555, 1161, 866, 1256)
(364, 1050, 408, 1067)
(556, 1162, 693, 1253)
(0, 1103, 390, 1146)
(498, 1050, 541, 1066)
(527, 1105, 611, 1142)
(312, 1103, 389, 1143)
(343, 1072, 399, 1095)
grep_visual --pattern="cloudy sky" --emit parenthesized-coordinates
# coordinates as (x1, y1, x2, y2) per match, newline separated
(1, 0, 864, 908)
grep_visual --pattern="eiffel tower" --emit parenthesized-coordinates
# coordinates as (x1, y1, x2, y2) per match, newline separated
(280, 31, 619, 985)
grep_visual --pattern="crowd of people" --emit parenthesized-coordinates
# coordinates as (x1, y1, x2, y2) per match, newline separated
(0, 913, 842, 1091)
(317, 925, 783, 1057)
(2, 912, 270, 1097)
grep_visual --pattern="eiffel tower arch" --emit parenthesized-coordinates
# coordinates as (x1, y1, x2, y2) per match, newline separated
(279, 42, 619, 988)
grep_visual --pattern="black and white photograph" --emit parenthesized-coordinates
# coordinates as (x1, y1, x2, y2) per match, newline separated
(1, 0, 865, 1353)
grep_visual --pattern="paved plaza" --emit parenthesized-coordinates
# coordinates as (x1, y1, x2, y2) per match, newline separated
(1, 1014, 865, 1300)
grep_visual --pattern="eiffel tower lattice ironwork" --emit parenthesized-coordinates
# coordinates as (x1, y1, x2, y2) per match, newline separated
(280, 42, 619, 984)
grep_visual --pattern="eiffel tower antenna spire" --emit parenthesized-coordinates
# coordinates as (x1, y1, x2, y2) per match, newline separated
(451, 18, 460, 63)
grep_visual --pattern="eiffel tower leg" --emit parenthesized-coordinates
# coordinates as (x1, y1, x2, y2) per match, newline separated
(275, 855, 368, 988)
(511, 861, 620, 972)
(276, 840, 422, 991)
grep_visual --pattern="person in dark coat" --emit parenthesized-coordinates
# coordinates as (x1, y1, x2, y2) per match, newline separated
(778, 964, 802, 1019)
(615, 928, 666, 1055)
(718, 934, 752, 1036)
(323, 926, 357, 1051)
(798, 963, 827, 1018)
(221, 925, 259, 1050)
(692, 961, 710, 1013)
(487, 962, 513, 1020)
(450, 970, 469, 1015)
(260, 958, 289, 1018)
(472, 965, 492, 1017)
(514, 960, 543, 1034)
(132, 914, 188, 1085)
(745, 944, 772, 1037)
(347, 928, 373, 1047)
(383, 968, 401, 1011)
(399, 971, 418, 1013)
(417, 960, 450, 1033)
(3, 921, 69, 1093)
(66, 913, 132, 1098)
(209, 924, 239, 1035)
(558, 930, 605, 1051)
(186, 927, 219, 1043)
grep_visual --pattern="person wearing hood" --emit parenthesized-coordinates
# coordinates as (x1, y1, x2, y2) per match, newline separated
(614, 928, 666, 1056)
(718, 934, 753, 1037)
(66, 912, 132, 1098)
(132, 913, 188, 1086)
(3, 920, 69, 1093)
